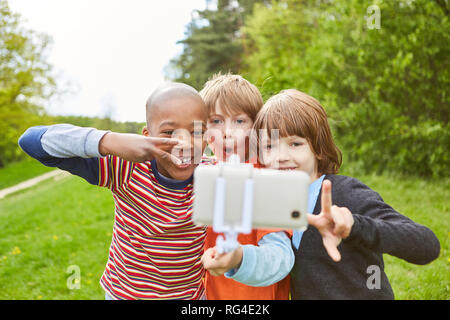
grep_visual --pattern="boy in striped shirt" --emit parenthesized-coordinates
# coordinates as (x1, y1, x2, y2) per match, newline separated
(19, 83, 213, 300)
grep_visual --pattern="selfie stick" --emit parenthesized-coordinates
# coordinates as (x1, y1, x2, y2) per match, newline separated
(213, 154, 253, 254)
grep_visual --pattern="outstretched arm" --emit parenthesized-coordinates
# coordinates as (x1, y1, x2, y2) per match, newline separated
(18, 124, 182, 185)
(18, 125, 107, 185)
(308, 179, 440, 265)
(202, 231, 294, 287)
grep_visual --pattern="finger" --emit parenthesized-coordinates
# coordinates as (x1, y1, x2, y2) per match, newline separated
(321, 180, 333, 217)
(204, 258, 221, 271)
(201, 249, 216, 267)
(154, 148, 182, 165)
(341, 207, 354, 239)
(202, 257, 212, 269)
(209, 247, 218, 259)
(307, 213, 321, 228)
(323, 237, 341, 262)
(207, 247, 222, 261)
(331, 206, 346, 236)
(148, 137, 181, 146)
(206, 247, 217, 259)
(213, 252, 226, 261)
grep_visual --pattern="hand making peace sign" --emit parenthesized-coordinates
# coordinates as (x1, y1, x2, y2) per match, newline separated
(99, 132, 183, 164)
(307, 179, 354, 262)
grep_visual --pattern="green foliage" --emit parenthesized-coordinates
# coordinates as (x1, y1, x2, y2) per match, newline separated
(243, 0, 450, 177)
(51, 115, 145, 135)
(0, 0, 56, 167)
(166, 0, 268, 89)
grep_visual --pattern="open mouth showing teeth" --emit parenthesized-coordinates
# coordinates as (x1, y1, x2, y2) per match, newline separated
(180, 158, 192, 164)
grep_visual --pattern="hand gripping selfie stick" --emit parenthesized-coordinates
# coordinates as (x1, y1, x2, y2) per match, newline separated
(213, 154, 253, 254)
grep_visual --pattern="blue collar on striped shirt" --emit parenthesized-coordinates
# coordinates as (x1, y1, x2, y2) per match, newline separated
(292, 174, 326, 250)
(151, 159, 193, 190)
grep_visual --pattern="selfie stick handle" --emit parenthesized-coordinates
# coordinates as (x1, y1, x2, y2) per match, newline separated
(212, 176, 226, 233)
(216, 232, 239, 255)
(213, 155, 254, 254)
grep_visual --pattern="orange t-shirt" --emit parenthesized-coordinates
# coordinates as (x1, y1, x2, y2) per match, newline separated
(204, 226, 293, 300)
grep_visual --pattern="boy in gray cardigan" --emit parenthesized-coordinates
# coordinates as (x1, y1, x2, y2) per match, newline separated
(253, 89, 440, 299)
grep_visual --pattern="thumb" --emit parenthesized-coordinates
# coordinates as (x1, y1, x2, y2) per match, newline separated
(156, 149, 182, 165)
(202, 248, 216, 264)
(307, 213, 320, 228)
(323, 237, 341, 262)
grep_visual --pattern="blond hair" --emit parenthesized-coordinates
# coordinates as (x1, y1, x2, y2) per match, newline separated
(253, 89, 342, 175)
(200, 73, 263, 121)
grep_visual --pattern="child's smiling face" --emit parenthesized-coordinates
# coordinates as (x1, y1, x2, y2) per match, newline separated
(144, 96, 207, 181)
(261, 134, 319, 182)
(207, 103, 254, 163)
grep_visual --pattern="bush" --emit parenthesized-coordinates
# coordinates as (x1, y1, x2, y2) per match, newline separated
(243, 0, 449, 177)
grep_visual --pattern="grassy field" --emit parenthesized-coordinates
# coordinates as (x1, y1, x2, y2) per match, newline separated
(0, 175, 113, 300)
(0, 164, 448, 300)
(353, 173, 450, 299)
(0, 159, 55, 190)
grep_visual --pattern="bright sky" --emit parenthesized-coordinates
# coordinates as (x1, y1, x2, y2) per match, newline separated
(8, 0, 206, 122)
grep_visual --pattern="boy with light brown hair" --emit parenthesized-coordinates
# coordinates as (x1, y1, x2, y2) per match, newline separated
(200, 73, 263, 163)
(199, 73, 294, 300)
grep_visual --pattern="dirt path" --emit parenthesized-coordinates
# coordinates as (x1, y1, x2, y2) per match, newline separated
(0, 169, 70, 199)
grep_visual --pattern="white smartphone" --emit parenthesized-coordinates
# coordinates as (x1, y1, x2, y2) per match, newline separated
(193, 163, 310, 231)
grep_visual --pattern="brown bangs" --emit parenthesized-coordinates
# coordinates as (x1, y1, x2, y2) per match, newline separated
(253, 89, 342, 175)
(253, 92, 312, 139)
(200, 73, 263, 121)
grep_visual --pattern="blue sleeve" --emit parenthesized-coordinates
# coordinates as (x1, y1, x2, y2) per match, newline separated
(224, 231, 295, 287)
(18, 126, 101, 185)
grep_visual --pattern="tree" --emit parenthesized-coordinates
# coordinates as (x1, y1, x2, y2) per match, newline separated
(166, 0, 268, 89)
(243, 0, 449, 177)
(0, 0, 56, 166)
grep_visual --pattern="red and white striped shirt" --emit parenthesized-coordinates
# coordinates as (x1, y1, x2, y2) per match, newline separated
(98, 155, 214, 299)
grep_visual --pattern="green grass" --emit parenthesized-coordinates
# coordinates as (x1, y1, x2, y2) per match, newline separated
(0, 175, 114, 300)
(0, 168, 448, 299)
(0, 158, 55, 189)
(347, 172, 450, 300)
